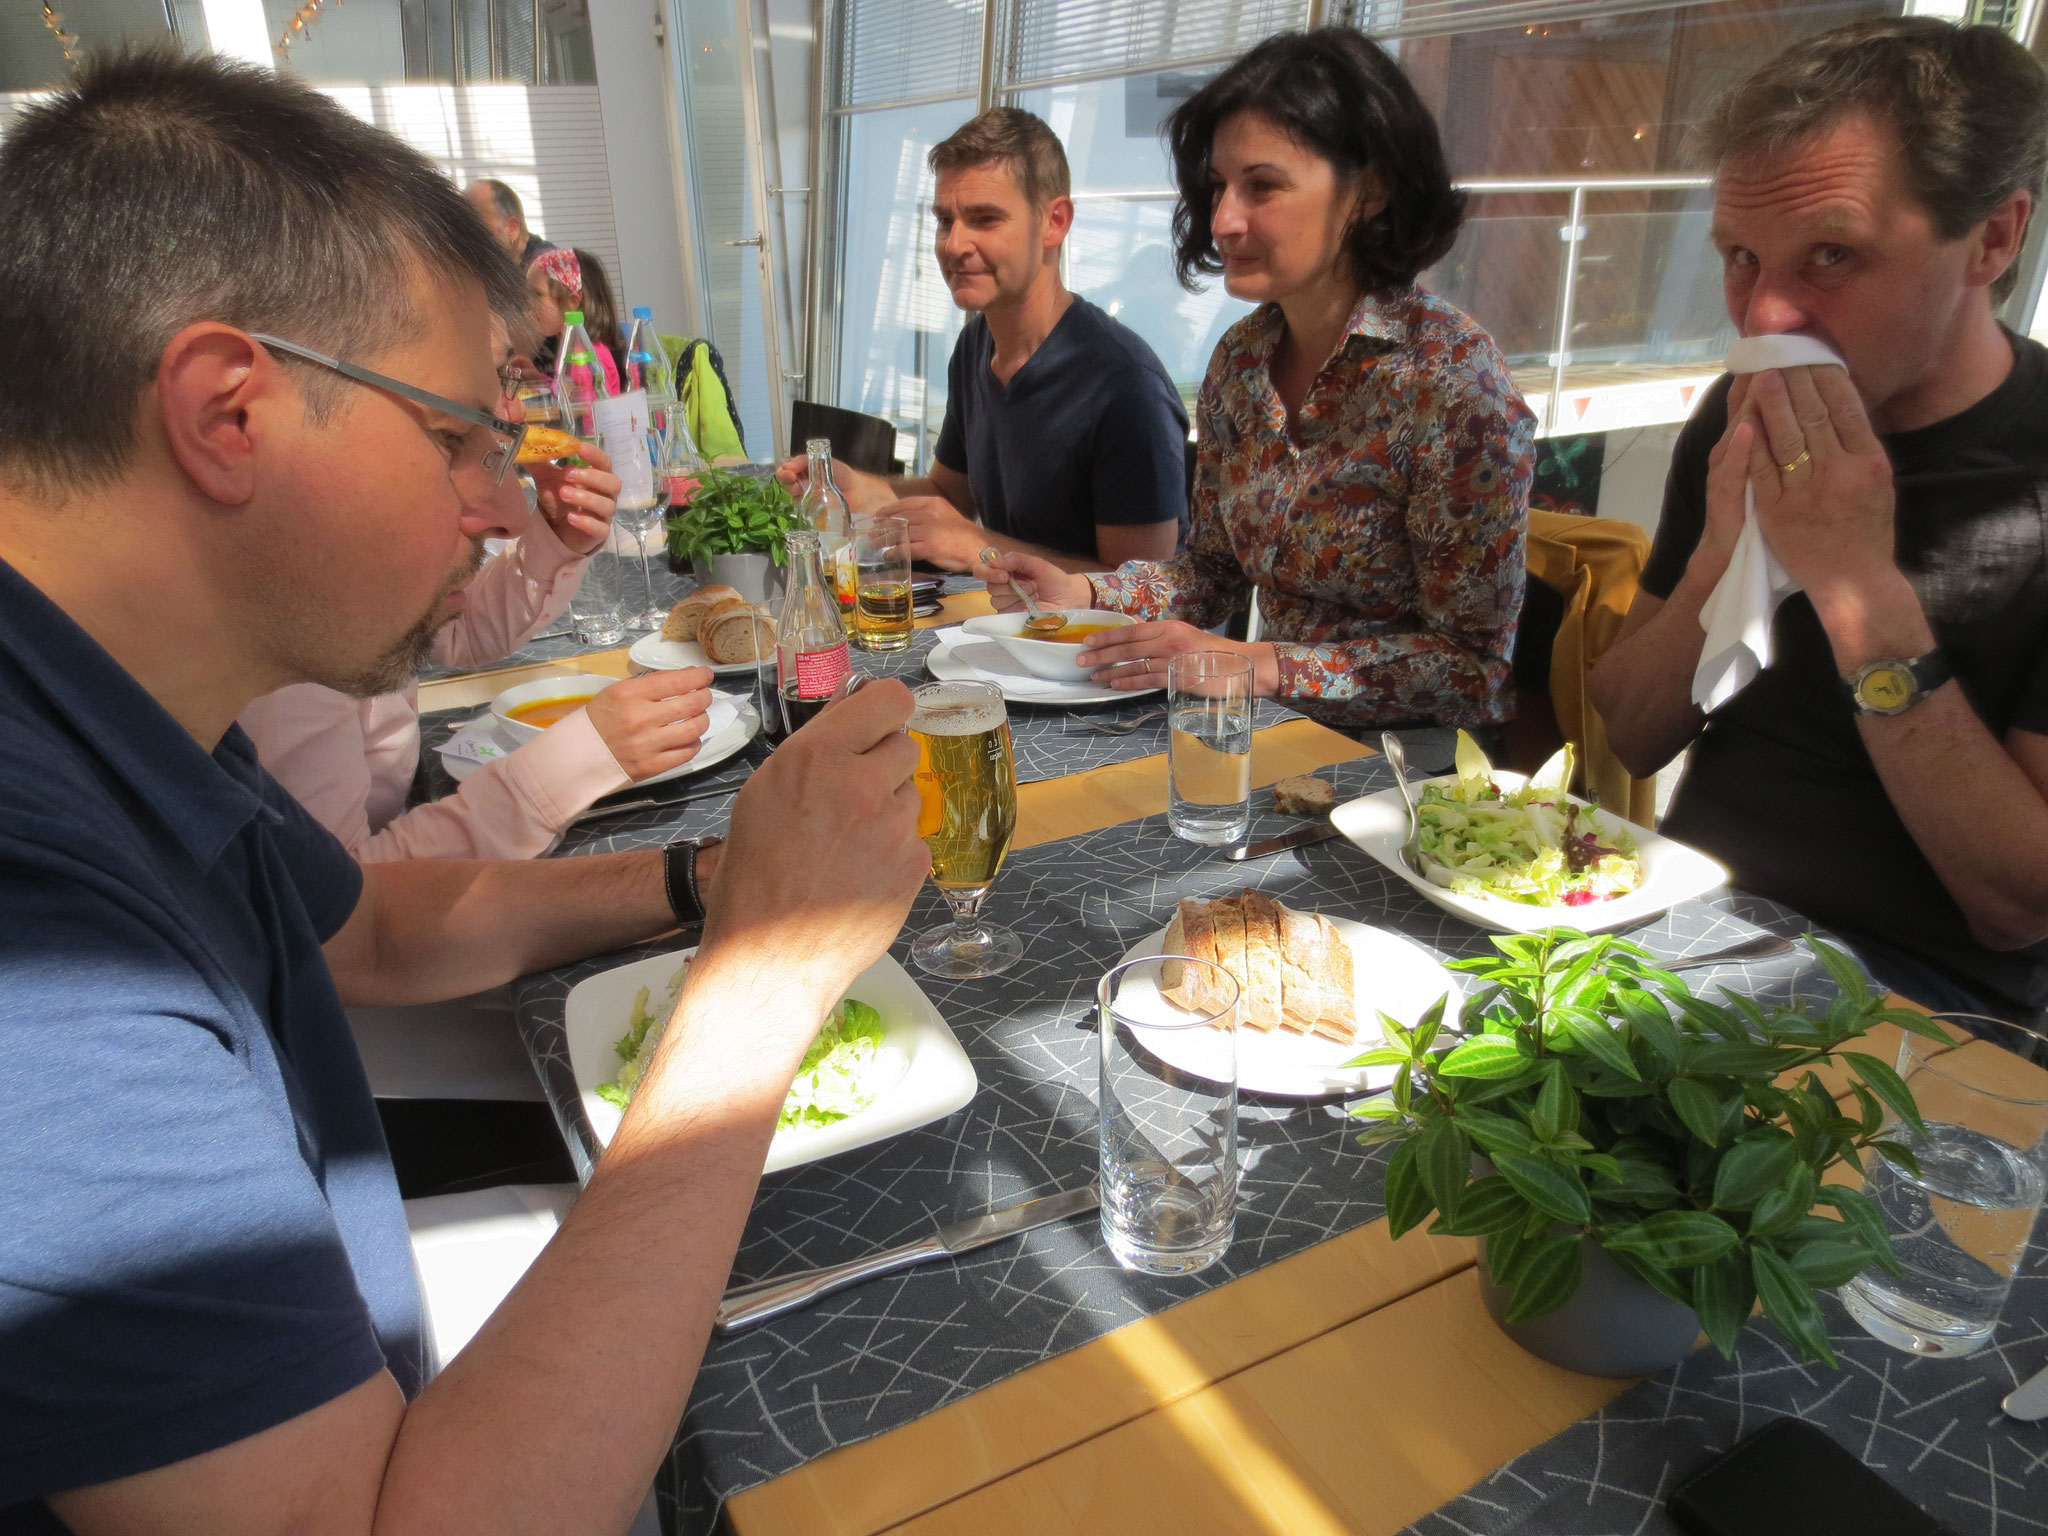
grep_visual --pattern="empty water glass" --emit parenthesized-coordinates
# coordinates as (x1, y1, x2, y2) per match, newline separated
(1839, 1014, 2048, 1357)
(1097, 953, 1240, 1276)
(568, 544, 627, 647)
(1167, 651, 1253, 844)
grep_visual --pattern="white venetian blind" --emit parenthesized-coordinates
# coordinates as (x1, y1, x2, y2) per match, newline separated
(1006, 0, 1310, 88)
(1347, 0, 1733, 41)
(839, 0, 987, 110)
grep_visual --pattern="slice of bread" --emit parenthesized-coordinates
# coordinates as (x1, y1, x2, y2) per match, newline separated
(1312, 914, 1357, 1040)
(700, 603, 776, 665)
(1161, 898, 1223, 1017)
(1237, 888, 1286, 1031)
(1273, 899, 1332, 1033)
(1272, 774, 1336, 817)
(663, 584, 744, 642)
(1207, 897, 1252, 1027)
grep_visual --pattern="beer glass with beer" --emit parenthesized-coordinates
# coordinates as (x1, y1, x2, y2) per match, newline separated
(853, 515, 913, 652)
(908, 680, 1022, 978)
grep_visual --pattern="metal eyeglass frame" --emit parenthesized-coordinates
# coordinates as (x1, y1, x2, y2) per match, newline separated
(249, 333, 529, 484)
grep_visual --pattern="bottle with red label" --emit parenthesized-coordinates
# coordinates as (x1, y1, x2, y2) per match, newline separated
(773, 527, 851, 739)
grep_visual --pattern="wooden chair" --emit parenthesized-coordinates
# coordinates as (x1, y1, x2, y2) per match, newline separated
(1504, 509, 1654, 823)
(790, 400, 902, 477)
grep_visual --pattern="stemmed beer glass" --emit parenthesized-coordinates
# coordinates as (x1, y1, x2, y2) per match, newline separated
(907, 680, 1022, 979)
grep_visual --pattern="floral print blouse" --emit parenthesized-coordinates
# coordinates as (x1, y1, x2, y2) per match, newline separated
(1091, 287, 1534, 729)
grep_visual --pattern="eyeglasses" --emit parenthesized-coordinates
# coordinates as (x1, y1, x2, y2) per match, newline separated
(250, 333, 529, 485)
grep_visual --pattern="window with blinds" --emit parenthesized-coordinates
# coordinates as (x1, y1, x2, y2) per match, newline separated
(838, 0, 987, 110)
(1005, 0, 1309, 88)
(1341, 0, 1731, 40)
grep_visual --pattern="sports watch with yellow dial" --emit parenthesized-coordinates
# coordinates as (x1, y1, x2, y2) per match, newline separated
(1845, 650, 1952, 716)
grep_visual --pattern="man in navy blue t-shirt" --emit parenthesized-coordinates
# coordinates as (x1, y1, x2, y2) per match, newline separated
(0, 53, 929, 1535)
(783, 109, 1189, 572)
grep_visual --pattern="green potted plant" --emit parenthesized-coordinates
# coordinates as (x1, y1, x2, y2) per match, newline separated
(665, 469, 808, 605)
(1353, 930, 1947, 1373)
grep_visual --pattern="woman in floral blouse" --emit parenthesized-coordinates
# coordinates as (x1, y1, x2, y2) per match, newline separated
(982, 28, 1534, 730)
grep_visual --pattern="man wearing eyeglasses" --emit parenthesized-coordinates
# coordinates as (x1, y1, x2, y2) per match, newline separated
(0, 49, 930, 1536)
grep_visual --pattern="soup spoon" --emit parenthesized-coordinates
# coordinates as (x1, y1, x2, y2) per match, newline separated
(980, 545, 1066, 634)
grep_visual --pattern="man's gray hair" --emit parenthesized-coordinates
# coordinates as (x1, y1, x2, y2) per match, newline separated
(1697, 18, 2048, 301)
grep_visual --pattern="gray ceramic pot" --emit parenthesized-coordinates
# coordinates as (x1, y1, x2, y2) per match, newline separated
(1477, 1232, 1704, 1377)
(705, 551, 784, 606)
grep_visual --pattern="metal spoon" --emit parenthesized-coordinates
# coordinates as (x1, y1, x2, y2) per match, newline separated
(1379, 732, 1425, 876)
(980, 544, 1065, 634)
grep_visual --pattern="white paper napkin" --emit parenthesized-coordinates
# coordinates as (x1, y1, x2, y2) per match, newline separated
(1691, 334, 1848, 712)
(437, 710, 508, 766)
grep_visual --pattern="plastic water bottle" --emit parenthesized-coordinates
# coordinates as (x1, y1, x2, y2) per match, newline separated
(623, 307, 675, 417)
(554, 308, 609, 443)
(555, 309, 625, 645)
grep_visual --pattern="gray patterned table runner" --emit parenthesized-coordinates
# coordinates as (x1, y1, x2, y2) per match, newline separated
(504, 755, 1846, 1532)
(1402, 1242, 2048, 1535)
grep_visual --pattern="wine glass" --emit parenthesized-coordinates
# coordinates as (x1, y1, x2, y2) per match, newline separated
(907, 680, 1023, 979)
(624, 415, 701, 632)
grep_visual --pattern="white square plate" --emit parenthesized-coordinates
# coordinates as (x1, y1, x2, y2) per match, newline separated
(564, 947, 978, 1175)
(1115, 914, 1460, 1099)
(1329, 771, 1728, 935)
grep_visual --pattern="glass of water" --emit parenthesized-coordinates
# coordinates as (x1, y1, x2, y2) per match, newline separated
(1839, 1014, 2048, 1357)
(1097, 953, 1241, 1276)
(1166, 651, 1253, 844)
(568, 539, 628, 647)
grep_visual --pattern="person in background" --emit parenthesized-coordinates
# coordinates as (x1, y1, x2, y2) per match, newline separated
(984, 29, 1533, 733)
(462, 177, 552, 268)
(0, 49, 930, 1533)
(239, 318, 714, 862)
(1588, 19, 2048, 1024)
(780, 108, 1188, 573)
(524, 245, 622, 391)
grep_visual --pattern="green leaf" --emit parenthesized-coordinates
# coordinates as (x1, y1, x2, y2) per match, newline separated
(1878, 1007, 1958, 1044)
(1872, 1139, 1923, 1178)
(1503, 1234, 1584, 1323)
(1603, 1210, 1742, 1268)
(1788, 1236, 1877, 1288)
(1383, 1139, 1433, 1238)
(1747, 1163, 1818, 1237)
(1530, 1063, 1578, 1143)
(1437, 1034, 1532, 1079)
(1668, 1077, 1734, 1147)
(1484, 1221, 1534, 1288)
(1428, 1176, 1529, 1237)
(1491, 1150, 1593, 1225)
(1693, 1250, 1756, 1358)
(1815, 1187, 1901, 1277)
(1669, 993, 1752, 1043)
(1414, 1118, 1472, 1224)
(1348, 1095, 1402, 1120)
(1751, 1241, 1838, 1367)
(1555, 1007, 1641, 1080)
(1605, 1245, 1695, 1308)
(1686, 1041, 1809, 1077)
(1615, 989, 1682, 1072)
(1344, 1047, 1414, 1069)
(1457, 1108, 1537, 1159)
(1807, 936, 1871, 1004)
(1712, 1130, 1800, 1211)
(1843, 1051, 1926, 1136)
(1410, 993, 1450, 1057)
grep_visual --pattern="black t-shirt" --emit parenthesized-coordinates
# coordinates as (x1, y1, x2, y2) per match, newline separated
(935, 297, 1190, 561)
(1643, 331, 2048, 1015)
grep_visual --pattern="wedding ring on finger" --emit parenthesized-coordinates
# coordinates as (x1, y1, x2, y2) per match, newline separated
(1778, 448, 1812, 475)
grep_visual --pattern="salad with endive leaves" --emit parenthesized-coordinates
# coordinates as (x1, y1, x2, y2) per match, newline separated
(596, 958, 887, 1129)
(1414, 734, 1642, 907)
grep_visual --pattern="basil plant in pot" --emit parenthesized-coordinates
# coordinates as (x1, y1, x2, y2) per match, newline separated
(665, 469, 808, 605)
(1354, 930, 1951, 1373)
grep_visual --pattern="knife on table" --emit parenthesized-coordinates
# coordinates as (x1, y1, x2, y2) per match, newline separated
(715, 1184, 1099, 1334)
(1227, 822, 1343, 862)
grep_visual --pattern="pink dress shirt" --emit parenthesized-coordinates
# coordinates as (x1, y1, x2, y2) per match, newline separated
(239, 517, 631, 862)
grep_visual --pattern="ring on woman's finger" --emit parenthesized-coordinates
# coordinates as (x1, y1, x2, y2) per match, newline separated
(1778, 448, 1811, 475)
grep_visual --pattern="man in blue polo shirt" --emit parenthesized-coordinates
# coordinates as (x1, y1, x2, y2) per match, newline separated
(0, 52, 928, 1535)
(784, 108, 1189, 572)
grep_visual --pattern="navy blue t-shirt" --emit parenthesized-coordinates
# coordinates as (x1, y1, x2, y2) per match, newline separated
(934, 297, 1190, 561)
(0, 558, 422, 1527)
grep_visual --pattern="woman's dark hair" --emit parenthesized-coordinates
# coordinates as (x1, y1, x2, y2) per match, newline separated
(1165, 27, 1464, 295)
(571, 247, 623, 354)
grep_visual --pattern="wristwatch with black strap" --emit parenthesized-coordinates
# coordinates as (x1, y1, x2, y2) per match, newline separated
(662, 838, 717, 927)
(1845, 649, 1952, 716)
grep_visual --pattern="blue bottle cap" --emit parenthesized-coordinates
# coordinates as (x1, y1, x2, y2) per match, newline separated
(632, 305, 653, 319)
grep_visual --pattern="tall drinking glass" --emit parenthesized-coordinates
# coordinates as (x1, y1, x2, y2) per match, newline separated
(1098, 954, 1241, 1276)
(907, 680, 1021, 978)
(1167, 652, 1253, 845)
(1839, 1015, 2048, 1357)
(853, 515, 913, 653)
(568, 545, 627, 646)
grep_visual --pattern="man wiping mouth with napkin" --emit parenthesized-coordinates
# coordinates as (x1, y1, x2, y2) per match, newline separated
(1591, 16, 2048, 1026)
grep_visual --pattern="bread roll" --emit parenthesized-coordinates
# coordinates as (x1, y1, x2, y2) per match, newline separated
(663, 584, 744, 642)
(700, 602, 776, 665)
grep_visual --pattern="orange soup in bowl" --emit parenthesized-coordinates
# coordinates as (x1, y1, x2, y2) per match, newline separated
(1041, 622, 1118, 644)
(505, 696, 591, 730)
